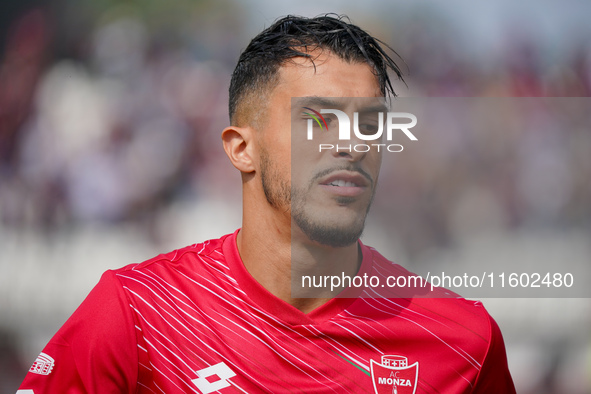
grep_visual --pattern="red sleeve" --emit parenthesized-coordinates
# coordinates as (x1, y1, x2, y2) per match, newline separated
(17, 270, 138, 393)
(471, 314, 516, 393)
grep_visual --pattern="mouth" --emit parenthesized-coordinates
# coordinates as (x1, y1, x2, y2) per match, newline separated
(326, 180, 361, 187)
(318, 171, 371, 197)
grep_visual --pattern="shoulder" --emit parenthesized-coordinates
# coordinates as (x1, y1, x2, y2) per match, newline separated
(18, 269, 141, 392)
(360, 244, 515, 391)
(105, 232, 239, 311)
(363, 243, 497, 329)
(112, 232, 233, 278)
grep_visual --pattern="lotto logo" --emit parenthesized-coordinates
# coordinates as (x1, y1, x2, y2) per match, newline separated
(29, 353, 54, 375)
(192, 362, 236, 394)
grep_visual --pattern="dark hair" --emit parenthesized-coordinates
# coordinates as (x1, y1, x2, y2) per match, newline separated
(228, 14, 405, 125)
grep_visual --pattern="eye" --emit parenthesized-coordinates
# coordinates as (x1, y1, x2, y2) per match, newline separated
(303, 116, 324, 129)
(302, 111, 330, 130)
(357, 123, 380, 135)
(355, 112, 384, 136)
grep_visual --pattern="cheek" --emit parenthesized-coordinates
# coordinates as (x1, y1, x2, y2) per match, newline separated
(367, 152, 383, 185)
(290, 143, 318, 186)
(290, 163, 312, 191)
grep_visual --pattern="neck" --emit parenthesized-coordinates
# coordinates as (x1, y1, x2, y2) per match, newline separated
(237, 209, 361, 314)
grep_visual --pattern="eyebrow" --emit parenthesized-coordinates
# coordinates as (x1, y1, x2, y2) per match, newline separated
(294, 96, 389, 113)
(357, 103, 390, 114)
(294, 96, 346, 109)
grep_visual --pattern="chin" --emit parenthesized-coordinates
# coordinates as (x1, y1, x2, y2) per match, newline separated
(293, 214, 366, 248)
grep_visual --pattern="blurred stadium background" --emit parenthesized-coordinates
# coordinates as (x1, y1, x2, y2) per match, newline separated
(1, 0, 590, 392)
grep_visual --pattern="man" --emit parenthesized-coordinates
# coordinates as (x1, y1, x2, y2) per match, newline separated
(18, 15, 515, 393)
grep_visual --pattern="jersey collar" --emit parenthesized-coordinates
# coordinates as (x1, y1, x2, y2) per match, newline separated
(222, 229, 373, 326)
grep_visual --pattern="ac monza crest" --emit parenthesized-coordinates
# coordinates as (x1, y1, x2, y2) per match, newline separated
(370, 355, 418, 394)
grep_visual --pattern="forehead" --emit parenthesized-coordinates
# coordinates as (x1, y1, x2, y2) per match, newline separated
(273, 52, 382, 99)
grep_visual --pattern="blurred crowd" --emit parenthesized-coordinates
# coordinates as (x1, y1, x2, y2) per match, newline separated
(372, 98, 591, 262)
(1, 1, 590, 393)
(0, 2, 241, 243)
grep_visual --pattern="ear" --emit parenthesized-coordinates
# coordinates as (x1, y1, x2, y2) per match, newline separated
(222, 125, 256, 173)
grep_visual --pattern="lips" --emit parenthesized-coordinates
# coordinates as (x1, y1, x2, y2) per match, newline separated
(318, 171, 371, 197)
(320, 171, 370, 188)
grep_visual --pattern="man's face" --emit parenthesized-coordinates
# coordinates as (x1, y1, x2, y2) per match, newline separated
(257, 52, 383, 247)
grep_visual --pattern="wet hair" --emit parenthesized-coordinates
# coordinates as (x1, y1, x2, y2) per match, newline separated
(228, 14, 405, 126)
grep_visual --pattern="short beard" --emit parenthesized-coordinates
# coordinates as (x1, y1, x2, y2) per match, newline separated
(291, 187, 367, 247)
(260, 146, 291, 210)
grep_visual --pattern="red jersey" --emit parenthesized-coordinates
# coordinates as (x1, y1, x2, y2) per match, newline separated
(18, 230, 515, 393)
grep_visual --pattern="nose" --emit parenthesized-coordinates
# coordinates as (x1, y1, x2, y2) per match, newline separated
(330, 134, 370, 162)
(333, 148, 366, 161)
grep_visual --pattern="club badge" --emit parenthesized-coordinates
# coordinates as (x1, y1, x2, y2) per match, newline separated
(370, 355, 418, 394)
